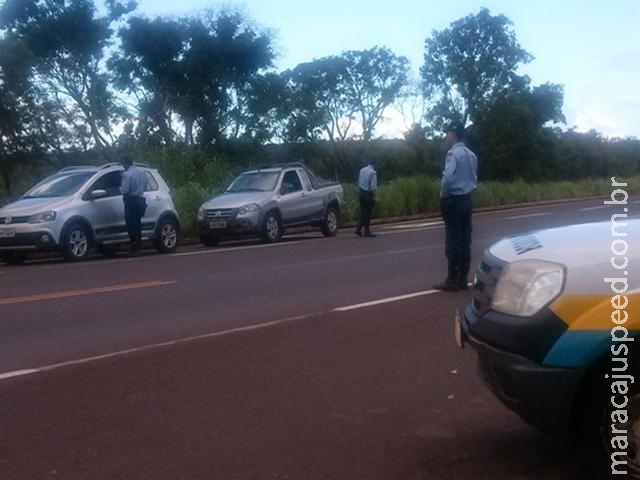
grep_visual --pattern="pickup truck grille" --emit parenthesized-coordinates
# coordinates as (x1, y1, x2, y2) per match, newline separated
(0, 216, 30, 225)
(205, 208, 234, 220)
(472, 252, 506, 315)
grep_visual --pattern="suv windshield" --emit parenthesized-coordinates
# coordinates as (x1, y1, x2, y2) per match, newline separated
(23, 171, 95, 198)
(226, 171, 279, 193)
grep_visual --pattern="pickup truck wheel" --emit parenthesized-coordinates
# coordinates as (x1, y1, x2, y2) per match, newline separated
(201, 234, 220, 247)
(62, 223, 92, 261)
(321, 205, 339, 237)
(261, 211, 282, 243)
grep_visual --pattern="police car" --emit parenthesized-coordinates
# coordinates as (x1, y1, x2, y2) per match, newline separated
(457, 216, 639, 475)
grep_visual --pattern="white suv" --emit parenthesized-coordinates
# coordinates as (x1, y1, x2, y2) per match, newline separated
(0, 163, 181, 263)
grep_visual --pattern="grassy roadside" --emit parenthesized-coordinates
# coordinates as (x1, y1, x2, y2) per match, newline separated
(339, 175, 640, 227)
(1, 173, 637, 239)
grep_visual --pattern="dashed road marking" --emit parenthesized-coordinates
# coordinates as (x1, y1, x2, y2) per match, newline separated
(0, 280, 175, 306)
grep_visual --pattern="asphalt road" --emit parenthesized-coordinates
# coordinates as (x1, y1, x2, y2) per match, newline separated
(0, 197, 635, 479)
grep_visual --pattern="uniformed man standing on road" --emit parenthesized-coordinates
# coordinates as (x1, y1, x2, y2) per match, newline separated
(355, 159, 378, 238)
(120, 156, 147, 255)
(434, 123, 478, 291)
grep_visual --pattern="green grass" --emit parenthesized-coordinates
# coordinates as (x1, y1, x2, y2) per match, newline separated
(336, 175, 640, 224)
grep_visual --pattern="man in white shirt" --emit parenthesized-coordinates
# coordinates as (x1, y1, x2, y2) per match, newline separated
(120, 156, 147, 254)
(434, 122, 478, 291)
(355, 160, 378, 237)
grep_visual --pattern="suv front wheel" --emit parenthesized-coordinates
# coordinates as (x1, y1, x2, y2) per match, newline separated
(154, 217, 179, 253)
(62, 223, 92, 261)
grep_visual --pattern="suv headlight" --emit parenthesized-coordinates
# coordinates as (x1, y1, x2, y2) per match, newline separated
(197, 206, 206, 221)
(28, 211, 57, 223)
(491, 260, 565, 317)
(238, 203, 260, 216)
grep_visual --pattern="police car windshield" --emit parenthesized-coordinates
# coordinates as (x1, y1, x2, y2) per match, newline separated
(226, 171, 279, 193)
(23, 171, 94, 198)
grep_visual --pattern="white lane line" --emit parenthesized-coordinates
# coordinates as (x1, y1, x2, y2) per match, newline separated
(0, 369, 39, 380)
(384, 221, 444, 230)
(171, 241, 303, 257)
(333, 289, 441, 312)
(0, 313, 318, 382)
(581, 205, 612, 211)
(0, 287, 448, 381)
(506, 212, 551, 220)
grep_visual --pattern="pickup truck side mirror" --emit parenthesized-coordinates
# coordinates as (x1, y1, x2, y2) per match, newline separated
(281, 182, 295, 195)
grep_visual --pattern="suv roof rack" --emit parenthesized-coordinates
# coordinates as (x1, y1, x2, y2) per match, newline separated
(57, 165, 99, 173)
(100, 162, 151, 169)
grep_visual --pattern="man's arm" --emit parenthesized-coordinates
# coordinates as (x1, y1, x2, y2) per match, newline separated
(440, 152, 457, 198)
(120, 172, 131, 196)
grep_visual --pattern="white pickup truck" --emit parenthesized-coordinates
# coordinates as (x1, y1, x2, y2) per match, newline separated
(197, 163, 343, 245)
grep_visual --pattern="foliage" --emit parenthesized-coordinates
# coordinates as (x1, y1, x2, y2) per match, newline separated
(110, 8, 275, 146)
(279, 47, 409, 143)
(420, 7, 533, 129)
(0, 0, 134, 152)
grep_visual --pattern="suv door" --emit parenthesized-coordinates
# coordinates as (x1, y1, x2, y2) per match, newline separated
(83, 170, 126, 242)
(141, 170, 162, 235)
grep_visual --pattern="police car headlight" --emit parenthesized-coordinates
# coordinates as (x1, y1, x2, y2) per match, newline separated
(492, 260, 565, 317)
(197, 206, 206, 221)
(28, 210, 57, 223)
(238, 203, 260, 216)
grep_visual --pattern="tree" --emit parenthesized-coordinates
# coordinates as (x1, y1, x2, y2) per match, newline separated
(111, 8, 275, 147)
(472, 82, 565, 180)
(342, 47, 409, 141)
(110, 15, 187, 145)
(420, 8, 533, 129)
(281, 56, 351, 143)
(0, 0, 136, 152)
(281, 47, 409, 143)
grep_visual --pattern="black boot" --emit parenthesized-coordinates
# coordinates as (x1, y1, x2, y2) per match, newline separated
(457, 267, 470, 290)
(434, 262, 458, 291)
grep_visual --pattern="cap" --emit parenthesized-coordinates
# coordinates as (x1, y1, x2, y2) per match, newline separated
(445, 122, 465, 138)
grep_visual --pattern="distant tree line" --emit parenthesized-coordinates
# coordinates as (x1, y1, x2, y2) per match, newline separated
(0, 1, 638, 198)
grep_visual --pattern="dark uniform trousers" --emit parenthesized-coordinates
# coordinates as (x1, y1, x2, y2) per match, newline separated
(124, 195, 146, 249)
(441, 193, 472, 282)
(357, 189, 376, 231)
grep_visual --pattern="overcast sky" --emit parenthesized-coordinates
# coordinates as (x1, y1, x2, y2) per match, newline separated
(106, 0, 640, 139)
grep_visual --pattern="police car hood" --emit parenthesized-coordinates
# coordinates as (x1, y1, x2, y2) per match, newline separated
(488, 219, 638, 265)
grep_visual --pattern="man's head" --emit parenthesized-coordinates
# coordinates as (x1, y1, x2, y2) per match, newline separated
(121, 155, 133, 170)
(445, 122, 465, 146)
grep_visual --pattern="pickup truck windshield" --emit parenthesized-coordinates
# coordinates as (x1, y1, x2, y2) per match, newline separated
(23, 171, 94, 198)
(227, 171, 280, 193)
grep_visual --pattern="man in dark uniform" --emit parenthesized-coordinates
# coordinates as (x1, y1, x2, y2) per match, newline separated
(355, 159, 378, 238)
(120, 156, 147, 254)
(434, 123, 478, 291)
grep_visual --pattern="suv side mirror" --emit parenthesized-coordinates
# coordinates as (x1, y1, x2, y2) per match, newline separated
(87, 189, 107, 200)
